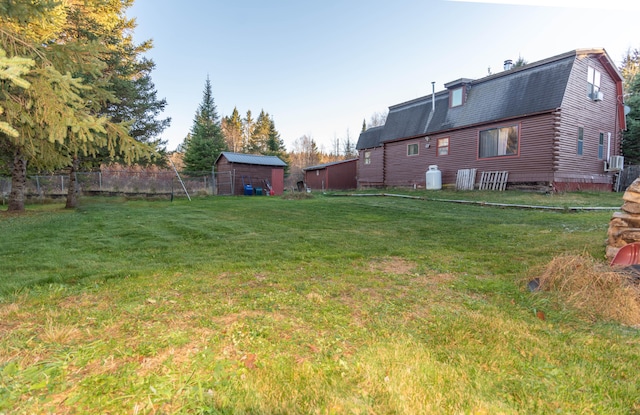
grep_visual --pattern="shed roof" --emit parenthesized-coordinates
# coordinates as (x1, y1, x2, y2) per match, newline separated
(216, 152, 287, 167)
(303, 158, 358, 171)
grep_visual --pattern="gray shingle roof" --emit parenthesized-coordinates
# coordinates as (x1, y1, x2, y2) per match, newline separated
(355, 125, 384, 150)
(374, 50, 578, 144)
(217, 152, 287, 167)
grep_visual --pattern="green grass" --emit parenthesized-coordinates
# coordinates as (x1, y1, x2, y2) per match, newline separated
(0, 193, 638, 414)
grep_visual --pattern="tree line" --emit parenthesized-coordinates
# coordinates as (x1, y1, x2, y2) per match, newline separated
(180, 76, 367, 180)
(180, 77, 289, 174)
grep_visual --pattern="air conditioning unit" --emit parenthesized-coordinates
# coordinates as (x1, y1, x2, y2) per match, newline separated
(607, 155, 624, 171)
(593, 91, 604, 101)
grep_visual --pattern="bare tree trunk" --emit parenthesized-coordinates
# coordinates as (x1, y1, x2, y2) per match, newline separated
(65, 156, 79, 209)
(8, 150, 27, 212)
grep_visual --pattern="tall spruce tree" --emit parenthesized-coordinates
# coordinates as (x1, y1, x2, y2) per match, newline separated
(247, 109, 271, 154)
(182, 76, 227, 173)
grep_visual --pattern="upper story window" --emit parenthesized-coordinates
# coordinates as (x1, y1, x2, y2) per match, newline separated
(587, 66, 601, 99)
(450, 87, 463, 107)
(478, 125, 519, 159)
(437, 138, 449, 156)
(407, 143, 419, 156)
(364, 151, 371, 165)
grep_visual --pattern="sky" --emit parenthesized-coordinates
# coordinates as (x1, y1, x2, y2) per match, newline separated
(126, 0, 640, 153)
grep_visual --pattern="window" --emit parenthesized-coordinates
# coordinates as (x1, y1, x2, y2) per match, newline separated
(598, 132, 604, 160)
(364, 151, 371, 165)
(450, 87, 463, 107)
(437, 138, 449, 156)
(407, 143, 419, 156)
(587, 66, 601, 99)
(478, 125, 518, 158)
(577, 127, 584, 155)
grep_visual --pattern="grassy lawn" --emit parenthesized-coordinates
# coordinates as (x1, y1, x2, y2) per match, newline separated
(1, 192, 638, 414)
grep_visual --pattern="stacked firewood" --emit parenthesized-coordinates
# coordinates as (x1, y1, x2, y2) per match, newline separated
(606, 178, 640, 261)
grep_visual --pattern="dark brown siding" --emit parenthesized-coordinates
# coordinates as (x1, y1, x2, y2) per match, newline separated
(384, 113, 559, 187)
(357, 147, 384, 188)
(553, 53, 619, 187)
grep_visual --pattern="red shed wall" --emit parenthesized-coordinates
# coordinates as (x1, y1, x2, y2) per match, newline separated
(215, 156, 283, 195)
(304, 169, 327, 190)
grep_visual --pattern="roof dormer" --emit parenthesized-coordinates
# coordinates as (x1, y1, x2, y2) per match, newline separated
(445, 78, 472, 108)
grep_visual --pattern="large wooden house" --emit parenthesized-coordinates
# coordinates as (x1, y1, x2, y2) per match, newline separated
(356, 48, 626, 191)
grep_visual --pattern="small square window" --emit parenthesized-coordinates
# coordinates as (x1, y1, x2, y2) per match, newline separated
(407, 143, 419, 156)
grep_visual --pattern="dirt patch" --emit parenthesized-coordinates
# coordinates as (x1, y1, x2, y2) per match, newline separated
(367, 257, 417, 275)
(534, 254, 640, 327)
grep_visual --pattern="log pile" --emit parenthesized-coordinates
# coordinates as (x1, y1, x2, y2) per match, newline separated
(607, 178, 640, 261)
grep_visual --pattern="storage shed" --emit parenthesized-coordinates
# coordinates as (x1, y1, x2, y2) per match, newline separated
(303, 159, 358, 191)
(214, 152, 287, 195)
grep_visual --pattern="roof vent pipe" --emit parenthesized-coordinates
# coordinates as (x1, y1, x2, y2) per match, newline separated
(431, 81, 435, 111)
(504, 59, 513, 71)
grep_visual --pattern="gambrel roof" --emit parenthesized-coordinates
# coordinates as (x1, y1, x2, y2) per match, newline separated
(356, 48, 623, 147)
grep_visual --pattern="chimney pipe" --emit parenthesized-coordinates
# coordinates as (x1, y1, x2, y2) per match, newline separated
(504, 59, 513, 71)
(431, 81, 435, 111)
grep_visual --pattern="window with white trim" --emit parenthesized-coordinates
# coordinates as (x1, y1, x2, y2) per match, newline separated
(364, 151, 371, 165)
(407, 143, 419, 156)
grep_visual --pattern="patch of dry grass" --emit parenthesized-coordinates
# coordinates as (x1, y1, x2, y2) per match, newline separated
(536, 254, 640, 327)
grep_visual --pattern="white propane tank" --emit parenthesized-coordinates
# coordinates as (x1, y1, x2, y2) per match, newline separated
(426, 165, 442, 190)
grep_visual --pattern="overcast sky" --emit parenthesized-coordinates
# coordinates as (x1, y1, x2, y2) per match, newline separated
(127, 0, 640, 152)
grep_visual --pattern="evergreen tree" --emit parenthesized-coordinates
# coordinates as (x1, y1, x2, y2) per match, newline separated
(242, 110, 254, 152)
(247, 109, 271, 154)
(621, 48, 640, 97)
(622, 74, 640, 164)
(0, 1, 155, 211)
(222, 107, 243, 152)
(182, 76, 227, 173)
(362, 119, 366, 132)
